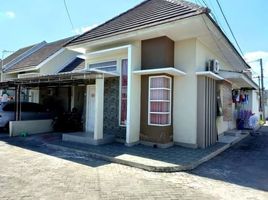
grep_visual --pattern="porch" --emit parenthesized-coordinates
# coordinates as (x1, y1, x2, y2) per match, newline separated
(0, 71, 127, 144)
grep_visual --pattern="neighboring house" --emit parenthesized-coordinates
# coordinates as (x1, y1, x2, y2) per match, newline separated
(1, 37, 85, 112)
(63, 0, 258, 148)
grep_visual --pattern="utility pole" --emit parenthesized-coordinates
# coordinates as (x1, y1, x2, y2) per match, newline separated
(247, 58, 265, 120)
(258, 76, 262, 112)
(260, 58, 265, 120)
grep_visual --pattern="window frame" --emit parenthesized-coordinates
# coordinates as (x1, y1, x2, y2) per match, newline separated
(119, 59, 128, 127)
(88, 60, 117, 73)
(148, 75, 172, 126)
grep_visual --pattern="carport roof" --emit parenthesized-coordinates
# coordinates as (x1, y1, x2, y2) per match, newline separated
(0, 72, 95, 88)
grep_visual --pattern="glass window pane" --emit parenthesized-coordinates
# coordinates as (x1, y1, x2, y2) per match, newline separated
(150, 77, 170, 88)
(150, 90, 170, 101)
(150, 102, 170, 112)
(148, 76, 172, 126)
(120, 59, 128, 125)
(150, 114, 169, 125)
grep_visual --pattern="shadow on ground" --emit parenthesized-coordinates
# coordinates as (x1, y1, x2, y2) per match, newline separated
(190, 127, 268, 192)
(0, 132, 109, 168)
(0, 127, 267, 192)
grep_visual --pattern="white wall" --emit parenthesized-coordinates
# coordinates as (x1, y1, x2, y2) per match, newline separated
(252, 90, 260, 116)
(173, 38, 198, 145)
(39, 49, 78, 74)
(126, 42, 141, 145)
(28, 88, 40, 103)
(9, 119, 53, 137)
(196, 39, 232, 72)
(216, 84, 236, 135)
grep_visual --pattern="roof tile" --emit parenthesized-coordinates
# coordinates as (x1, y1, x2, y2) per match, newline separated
(5, 37, 75, 73)
(66, 0, 208, 46)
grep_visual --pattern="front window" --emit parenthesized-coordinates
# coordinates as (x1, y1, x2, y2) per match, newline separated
(89, 61, 117, 73)
(120, 59, 128, 126)
(148, 76, 172, 126)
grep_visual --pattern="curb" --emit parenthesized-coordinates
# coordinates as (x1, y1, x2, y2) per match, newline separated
(45, 133, 249, 173)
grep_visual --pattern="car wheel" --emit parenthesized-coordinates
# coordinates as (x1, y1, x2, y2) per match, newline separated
(3, 123, 9, 133)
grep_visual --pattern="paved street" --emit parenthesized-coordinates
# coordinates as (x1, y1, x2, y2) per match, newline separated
(0, 130, 267, 200)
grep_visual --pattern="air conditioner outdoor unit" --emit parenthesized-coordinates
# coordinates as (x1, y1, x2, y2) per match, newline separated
(208, 59, 220, 74)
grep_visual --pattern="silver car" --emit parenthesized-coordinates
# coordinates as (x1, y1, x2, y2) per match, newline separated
(0, 102, 53, 128)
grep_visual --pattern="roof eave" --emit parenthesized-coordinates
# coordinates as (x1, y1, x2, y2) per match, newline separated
(66, 11, 209, 50)
(205, 13, 250, 69)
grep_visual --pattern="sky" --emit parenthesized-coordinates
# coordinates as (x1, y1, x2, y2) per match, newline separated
(0, 0, 267, 86)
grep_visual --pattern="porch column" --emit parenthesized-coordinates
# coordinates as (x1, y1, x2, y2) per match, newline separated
(94, 77, 104, 140)
(126, 42, 141, 146)
(71, 86, 75, 109)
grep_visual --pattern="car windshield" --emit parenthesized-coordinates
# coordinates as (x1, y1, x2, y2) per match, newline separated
(2, 102, 47, 112)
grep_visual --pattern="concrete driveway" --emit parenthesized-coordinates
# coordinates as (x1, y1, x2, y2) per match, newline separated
(191, 126, 268, 192)
(0, 129, 267, 200)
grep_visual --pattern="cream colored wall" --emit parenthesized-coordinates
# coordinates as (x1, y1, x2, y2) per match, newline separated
(196, 40, 237, 135)
(173, 38, 198, 145)
(39, 49, 78, 74)
(196, 39, 232, 71)
(2, 73, 17, 81)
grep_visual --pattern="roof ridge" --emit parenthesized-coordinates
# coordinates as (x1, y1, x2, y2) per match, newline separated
(3, 41, 47, 71)
(47, 36, 76, 46)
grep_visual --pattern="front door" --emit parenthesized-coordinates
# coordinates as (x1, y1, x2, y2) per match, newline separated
(86, 85, 96, 132)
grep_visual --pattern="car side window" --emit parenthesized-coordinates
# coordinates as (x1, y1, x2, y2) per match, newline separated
(21, 103, 46, 112)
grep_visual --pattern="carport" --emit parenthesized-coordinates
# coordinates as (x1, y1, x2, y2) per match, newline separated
(0, 72, 97, 136)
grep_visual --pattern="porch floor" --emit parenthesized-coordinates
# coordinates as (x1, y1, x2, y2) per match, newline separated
(62, 132, 115, 146)
(45, 132, 249, 172)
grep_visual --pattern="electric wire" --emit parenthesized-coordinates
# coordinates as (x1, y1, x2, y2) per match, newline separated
(215, 0, 244, 56)
(206, 0, 226, 34)
(63, 0, 75, 31)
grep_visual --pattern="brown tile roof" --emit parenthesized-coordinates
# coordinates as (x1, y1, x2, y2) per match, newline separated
(1, 45, 35, 67)
(5, 37, 75, 73)
(66, 0, 208, 46)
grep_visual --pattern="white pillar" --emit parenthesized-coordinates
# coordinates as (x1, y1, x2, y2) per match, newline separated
(71, 86, 75, 109)
(126, 43, 141, 146)
(94, 78, 104, 140)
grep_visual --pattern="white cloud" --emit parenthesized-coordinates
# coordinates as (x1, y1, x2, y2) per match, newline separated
(244, 51, 268, 89)
(0, 11, 16, 19)
(5, 11, 15, 19)
(73, 24, 98, 35)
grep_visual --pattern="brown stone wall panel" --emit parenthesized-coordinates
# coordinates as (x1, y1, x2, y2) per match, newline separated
(141, 36, 174, 70)
(221, 82, 232, 121)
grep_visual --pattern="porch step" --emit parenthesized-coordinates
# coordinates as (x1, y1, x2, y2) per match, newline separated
(62, 132, 115, 145)
(224, 129, 242, 137)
